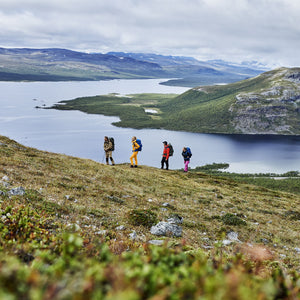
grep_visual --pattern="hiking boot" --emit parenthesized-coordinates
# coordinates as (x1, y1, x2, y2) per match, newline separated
(130, 165, 134, 168)
(134, 165, 138, 168)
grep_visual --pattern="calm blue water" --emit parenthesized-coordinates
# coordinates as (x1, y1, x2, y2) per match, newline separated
(0, 79, 299, 173)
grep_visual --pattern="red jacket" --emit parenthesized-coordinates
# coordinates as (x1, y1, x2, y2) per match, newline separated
(163, 145, 170, 160)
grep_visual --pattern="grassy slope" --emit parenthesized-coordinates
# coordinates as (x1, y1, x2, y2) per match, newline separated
(0, 135, 300, 298)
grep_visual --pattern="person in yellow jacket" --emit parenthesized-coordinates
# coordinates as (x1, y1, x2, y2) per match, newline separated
(130, 136, 140, 168)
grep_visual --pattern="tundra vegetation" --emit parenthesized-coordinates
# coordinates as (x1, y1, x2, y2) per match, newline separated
(50, 68, 300, 135)
(0, 135, 299, 299)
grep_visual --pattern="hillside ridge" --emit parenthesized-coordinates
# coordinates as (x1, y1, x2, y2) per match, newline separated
(0, 135, 300, 298)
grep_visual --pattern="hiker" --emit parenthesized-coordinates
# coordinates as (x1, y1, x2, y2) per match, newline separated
(130, 136, 140, 168)
(182, 147, 192, 172)
(104, 136, 115, 165)
(161, 141, 170, 170)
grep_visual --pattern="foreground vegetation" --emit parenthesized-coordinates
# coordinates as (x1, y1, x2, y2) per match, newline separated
(0, 135, 300, 299)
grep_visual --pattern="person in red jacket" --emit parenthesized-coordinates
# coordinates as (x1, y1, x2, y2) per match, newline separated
(161, 141, 170, 170)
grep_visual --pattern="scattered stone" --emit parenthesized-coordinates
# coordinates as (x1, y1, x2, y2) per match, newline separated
(0, 181, 10, 188)
(129, 231, 138, 240)
(162, 202, 170, 207)
(295, 247, 300, 254)
(8, 187, 25, 196)
(148, 198, 153, 202)
(160, 208, 168, 212)
(66, 223, 81, 232)
(148, 240, 164, 246)
(227, 231, 241, 242)
(150, 222, 182, 237)
(222, 232, 241, 246)
(202, 245, 213, 249)
(222, 240, 233, 246)
(2, 176, 9, 182)
(0, 190, 5, 196)
(261, 238, 269, 244)
(116, 225, 126, 231)
(267, 220, 272, 224)
(95, 230, 107, 235)
(167, 215, 183, 224)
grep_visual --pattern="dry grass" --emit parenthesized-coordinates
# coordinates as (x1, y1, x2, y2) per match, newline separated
(1, 135, 299, 270)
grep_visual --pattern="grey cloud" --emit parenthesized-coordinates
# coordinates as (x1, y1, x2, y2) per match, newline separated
(0, 0, 300, 66)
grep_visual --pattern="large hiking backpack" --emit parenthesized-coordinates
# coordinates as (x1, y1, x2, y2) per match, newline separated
(136, 139, 142, 151)
(109, 137, 115, 151)
(168, 143, 174, 156)
(186, 147, 192, 157)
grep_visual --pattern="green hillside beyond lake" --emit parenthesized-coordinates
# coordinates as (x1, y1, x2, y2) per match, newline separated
(0, 135, 299, 299)
(50, 67, 300, 135)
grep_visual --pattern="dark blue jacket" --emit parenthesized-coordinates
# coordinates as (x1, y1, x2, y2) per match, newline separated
(182, 150, 191, 161)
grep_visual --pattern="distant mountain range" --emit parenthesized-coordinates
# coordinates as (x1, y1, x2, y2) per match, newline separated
(0, 47, 266, 86)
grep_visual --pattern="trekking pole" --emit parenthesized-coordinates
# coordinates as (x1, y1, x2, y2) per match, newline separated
(102, 152, 105, 164)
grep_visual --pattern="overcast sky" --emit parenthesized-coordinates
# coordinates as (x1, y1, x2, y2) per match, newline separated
(1, 0, 300, 67)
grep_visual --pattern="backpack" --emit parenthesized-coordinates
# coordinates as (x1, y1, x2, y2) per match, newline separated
(186, 147, 192, 157)
(109, 137, 115, 151)
(136, 139, 142, 151)
(168, 143, 174, 156)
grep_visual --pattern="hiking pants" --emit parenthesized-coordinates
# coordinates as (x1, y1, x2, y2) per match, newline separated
(105, 151, 115, 165)
(161, 157, 169, 170)
(130, 151, 138, 166)
(184, 160, 190, 172)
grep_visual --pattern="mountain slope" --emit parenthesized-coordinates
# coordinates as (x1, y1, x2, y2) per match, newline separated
(152, 67, 299, 134)
(0, 47, 165, 81)
(0, 135, 299, 298)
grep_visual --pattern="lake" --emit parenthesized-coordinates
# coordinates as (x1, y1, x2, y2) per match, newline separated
(0, 79, 300, 173)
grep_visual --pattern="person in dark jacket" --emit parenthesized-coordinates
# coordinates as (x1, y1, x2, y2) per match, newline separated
(104, 136, 115, 165)
(182, 147, 192, 172)
(161, 141, 170, 170)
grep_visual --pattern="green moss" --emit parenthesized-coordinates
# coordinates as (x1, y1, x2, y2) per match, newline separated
(128, 209, 158, 227)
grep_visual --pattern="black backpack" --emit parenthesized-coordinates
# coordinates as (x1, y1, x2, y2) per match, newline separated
(109, 137, 115, 151)
(168, 143, 174, 156)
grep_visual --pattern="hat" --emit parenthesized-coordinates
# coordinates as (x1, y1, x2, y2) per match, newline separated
(163, 141, 167, 144)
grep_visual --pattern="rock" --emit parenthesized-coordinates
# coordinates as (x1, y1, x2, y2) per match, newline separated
(116, 225, 126, 231)
(227, 231, 240, 242)
(148, 240, 164, 246)
(2, 176, 9, 182)
(222, 240, 233, 246)
(295, 247, 300, 253)
(222, 231, 241, 245)
(167, 214, 183, 224)
(162, 202, 170, 207)
(8, 187, 25, 196)
(150, 221, 182, 237)
(0, 190, 5, 196)
(261, 238, 269, 244)
(95, 230, 107, 235)
(129, 231, 138, 240)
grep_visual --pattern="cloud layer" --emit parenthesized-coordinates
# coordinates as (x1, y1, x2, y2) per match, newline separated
(1, 0, 300, 66)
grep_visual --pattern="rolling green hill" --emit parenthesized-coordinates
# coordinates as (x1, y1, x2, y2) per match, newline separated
(50, 67, 300, 135)
(0, 135, 299, 299)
